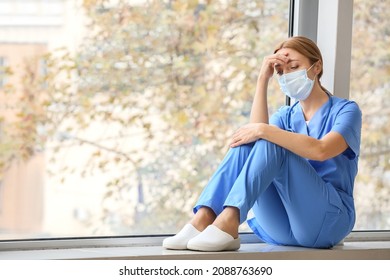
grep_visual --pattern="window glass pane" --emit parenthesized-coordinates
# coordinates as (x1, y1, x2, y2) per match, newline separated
(0, 0, 288, 239)
(351, 0, 390, 230)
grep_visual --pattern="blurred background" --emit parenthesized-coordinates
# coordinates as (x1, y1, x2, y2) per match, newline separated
(0, 0, 388, 239)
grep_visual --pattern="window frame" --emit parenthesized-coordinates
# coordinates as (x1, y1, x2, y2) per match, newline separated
(0, 56, 6, 88)
(1, 231, 390, 252)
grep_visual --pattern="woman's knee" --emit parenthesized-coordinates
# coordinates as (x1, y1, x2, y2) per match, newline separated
(235, 142, 255, 151)
(253, 139, 282, 152)
(229, 142, 254, 157)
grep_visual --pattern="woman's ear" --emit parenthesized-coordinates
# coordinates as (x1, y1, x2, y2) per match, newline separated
(314, 60, 322, 75)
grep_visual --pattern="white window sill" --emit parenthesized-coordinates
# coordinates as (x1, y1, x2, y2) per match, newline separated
(0, 232, 389, 260)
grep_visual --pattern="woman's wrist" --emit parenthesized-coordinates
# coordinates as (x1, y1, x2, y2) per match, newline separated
(257, 73, 270, 85)
(255, 77, 269, 98)
(257, 123, 266, 139)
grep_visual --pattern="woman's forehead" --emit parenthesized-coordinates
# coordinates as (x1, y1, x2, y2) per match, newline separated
(275, 48, 309, 64)
(276, 47, 302, 57)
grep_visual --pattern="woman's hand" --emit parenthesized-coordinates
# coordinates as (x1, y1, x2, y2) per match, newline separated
(258, 52, 289, 82)
(230, 123, 265, 148)
(250, 52, 288, 124)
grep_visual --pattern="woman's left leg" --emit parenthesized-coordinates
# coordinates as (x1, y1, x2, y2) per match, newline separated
(163, 143, 254, 250)
(193, 143, 255, 217)
(222, 139, 350, 248)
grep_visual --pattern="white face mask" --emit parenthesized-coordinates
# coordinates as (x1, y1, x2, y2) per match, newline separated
(277, 64, 315, 101)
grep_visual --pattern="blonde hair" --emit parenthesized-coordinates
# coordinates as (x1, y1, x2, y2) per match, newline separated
(274, 36, 328, 93)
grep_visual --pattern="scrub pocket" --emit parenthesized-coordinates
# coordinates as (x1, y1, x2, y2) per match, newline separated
(312, 186, 349, 248)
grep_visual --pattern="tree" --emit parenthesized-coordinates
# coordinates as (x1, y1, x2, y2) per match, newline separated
(350, 0, 390, 229)
(38, 0, 288, 234)
(6, 0, 389, 235)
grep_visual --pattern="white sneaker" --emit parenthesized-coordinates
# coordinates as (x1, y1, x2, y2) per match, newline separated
(162, 224, 201, 250)
(187, 225, 240, 252)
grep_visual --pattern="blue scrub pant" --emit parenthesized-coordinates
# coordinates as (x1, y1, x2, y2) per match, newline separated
(194, 140, 351, 248)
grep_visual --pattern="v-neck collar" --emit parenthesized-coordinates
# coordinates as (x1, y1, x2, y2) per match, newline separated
(291, 95, 332, 137)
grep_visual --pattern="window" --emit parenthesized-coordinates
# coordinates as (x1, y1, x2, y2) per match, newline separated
(0, 0, 388, 243)
(350, 0, 390, 230)
(0, 0, 289, 240)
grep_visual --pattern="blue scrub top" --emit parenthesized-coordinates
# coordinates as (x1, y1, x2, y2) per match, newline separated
(269, 95, 362, 214)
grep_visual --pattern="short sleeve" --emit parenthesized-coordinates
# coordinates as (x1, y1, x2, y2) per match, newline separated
(331, 101, 362, 159)
(269, 105, 289, 130)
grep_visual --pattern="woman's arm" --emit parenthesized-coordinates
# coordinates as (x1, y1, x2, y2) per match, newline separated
(230, 123, 348, 161)
(239, 53, 349, 161)
(249, 77, 270, 124)
(250, 54, 289, 124)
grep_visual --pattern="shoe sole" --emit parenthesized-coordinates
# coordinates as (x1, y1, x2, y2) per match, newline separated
(162, 243, 188, 250)
(187, 238, 240, 252)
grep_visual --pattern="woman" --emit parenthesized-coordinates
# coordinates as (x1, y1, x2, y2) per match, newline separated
(163, 36, 362, 251)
